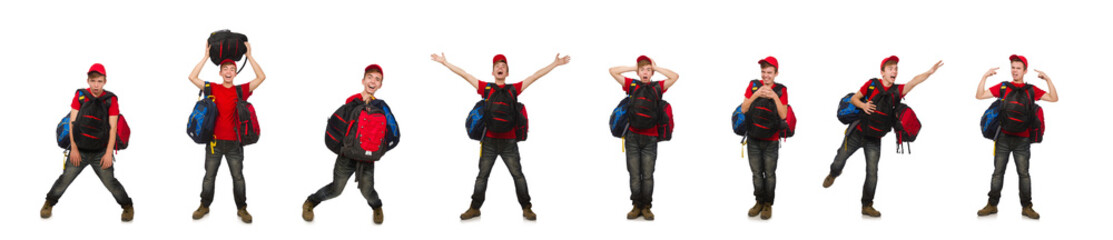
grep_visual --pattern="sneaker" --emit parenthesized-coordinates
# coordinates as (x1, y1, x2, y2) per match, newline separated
(861, 203, 881, 218)
(237, 207, 253, 223)
(1022, 204, 1040, 220)
(760, 203, 772, 220)
(976, 203, 998, 216)
(373, 207, 384, 224)
(523, 208, 537, 221)
(747, 201, 763, 217)
(191, 205, 209, 220)
(822, 175, 836, 188)
(121, 205, 134, 222)
(302, 200, 315, 222)
(626, 205, 641, 219)
(460, 208, 481, 220)
(40, 201, 53, 219)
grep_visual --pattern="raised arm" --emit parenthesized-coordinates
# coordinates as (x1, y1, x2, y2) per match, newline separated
(655, 63, 680, 90)
(975, 67, 998, 100)
(187, 45, 209, 89)
(1034, 69, 1058, 102)
(902, 60, 944, 96)
(244, 42, 266, 92)
(609, 66, 635, 86)
(520, 54, 570, 91)
(431, 52, 481, 90)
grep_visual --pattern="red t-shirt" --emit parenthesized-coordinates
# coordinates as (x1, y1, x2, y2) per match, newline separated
(210, 82, 253, 141)
(346, 93, 369, 104)
(855, 80, 905, 132)
(990, 82, 1046, 137)
(623, 78, 668, 137)
(477, 81, 524, 139)
(71, 88, 120, 116)
(743, 82, 789, 141)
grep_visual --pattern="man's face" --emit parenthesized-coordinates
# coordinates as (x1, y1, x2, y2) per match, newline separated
(1010, 61, 1026, 81)
(220, 63, 237, 83)
(760, 66, 778, 83)
(363, 72, 383, 95)
(87, 75, 106, 96)
(880, 63, 898, 84)
(637, 64, 654, 83)
(491, 61, 508, 80)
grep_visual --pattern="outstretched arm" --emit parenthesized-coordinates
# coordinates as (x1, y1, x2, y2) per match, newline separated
(244, 42, 266, 92)
(902, 60, 944, 96)
(1034, 70, 1058, 102)
(187, 45, 209, 89)
(609, 66, 635, 86)
(520, 54, 571, 91)
(431, 52, 481, 90)
(975, 67, 998, 100)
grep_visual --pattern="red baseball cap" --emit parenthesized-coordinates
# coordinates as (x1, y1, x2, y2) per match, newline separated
(87, 63, 106, 76)
(364, 64, 383, 76)
(219, 59, 236, 67)
(636, 55, 653, 64)
(492, 54, 507, 64)
(1009, 54, 1028, 68)
(758, 56, 779, 70)
(880, 55, 900, 70)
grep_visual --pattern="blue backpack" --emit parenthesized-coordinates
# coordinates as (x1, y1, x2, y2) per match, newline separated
(731, 104, 748, 136)
(370, 99, 401, 153)
(980, 100, 1002, 140)
(465, 100, 486, 140)
(836, 93, 861, 124)
(187, 84, 218, 144)
(609, 98, 630, 137)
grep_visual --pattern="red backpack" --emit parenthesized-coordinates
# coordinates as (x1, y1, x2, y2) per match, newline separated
(893, 104, 920, 154)
(341, 103, 390, 162)
(234, 87, 260, 146)
(1029, 105, 1045, 143)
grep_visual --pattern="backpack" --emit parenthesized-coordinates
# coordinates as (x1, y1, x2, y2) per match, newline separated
(234, 87, 260, 146)
(860, 79, 901, 138)
(783, 105, 797, 138)
(482, 83, 521, 134)
(325, 101, 362, 154)
(465, 100, 486, 140)
(187, 84, 218, 144)
(609, 98, 631, 137)
(999, 82, 1037, 134)
(1029, 104, 1045, 143)
(628, 81, 663, 130)
(979, 100, 1003, 140)
(731, 104, 748, 136)
(656, 100, 674, 141)
(745, 80, 786, 139)
(893, 103, 921, 154)
(339, 100, 400, 162)
(207, 29, 249, 73)
(836, 93, 862, 124)
(67, 89, 130, 151)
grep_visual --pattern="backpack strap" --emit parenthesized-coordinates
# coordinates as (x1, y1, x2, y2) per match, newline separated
(481, 83, 497, 100)
(235, 85, 245, 101)
(864, 78, 880, 101)
(198, 82, 214, 100)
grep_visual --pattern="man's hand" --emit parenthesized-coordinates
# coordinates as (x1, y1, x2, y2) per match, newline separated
(431, 52, 446, 64)
(244, 42, 253, 57)
(862, 101, 877, 115)
(68, 151, 81, 167)
(204, 44, 211, 58)
(983, 67, 999, 79)
(1034, 69, 1050, 81)
(553, 53, 571, 66)
(100, 153, 114, 170)
(928, 60, 944, 74)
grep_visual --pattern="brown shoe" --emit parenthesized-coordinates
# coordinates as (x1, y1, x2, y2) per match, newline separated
(373, 207, 384, 224)
(822, 175, 836, 188)
(302, 200, 315, 222)
(1022, 204, 1040, 220)
(641, 207, 655, 220)
(40, 201, 53, 219)
(747, 201, 763, 217)
(459, 208, 481, 220)
(523, 208, 537, 221)
(861, 203, 881, 217)
(237, 207, 253, 223)
(976, 202, 997, 216)
(191, 205, 209, 220)
(760, 203, 772, 220)
(626, 205, 641, 219)
(121, 205, 134, 222)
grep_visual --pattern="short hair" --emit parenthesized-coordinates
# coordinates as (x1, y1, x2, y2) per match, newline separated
(365, 68, 383, 80)
(1011, 59, 1027, 70)
(637, 60, 652, 68)
(760, 62, 778, 73)
(882, 60, 898, 70)
(87, 72, 105, 79)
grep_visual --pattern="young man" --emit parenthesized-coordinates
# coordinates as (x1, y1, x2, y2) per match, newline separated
(302, 64, 389, 224)
(41, 63, 135, 221)
(608, 55, 679, 220)
(431, 52, 570, 220)
(973, 54, 1058, 219)
(821, 56, 942, 217)
(738, 56, 788, 220)
(187, 42, 266, 223)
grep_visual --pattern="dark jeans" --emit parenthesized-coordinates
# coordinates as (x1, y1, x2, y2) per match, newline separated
(987, 134, 1033, 206)
(306, 155, 382, 209)
(828, 130, 882, 206)
(470, 138, 532, 209)
(747, 139, 779, 204)
(625, 132, 657, 208)
(45, 151, 133, 207)
(200, 140, 247, 208)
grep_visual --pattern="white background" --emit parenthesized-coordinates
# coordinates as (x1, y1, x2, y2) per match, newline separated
(1, 0, 1110, 239)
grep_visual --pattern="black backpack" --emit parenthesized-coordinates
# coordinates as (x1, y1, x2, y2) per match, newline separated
(481, 83, 521, 134)
(860, 79, 901, 138)
(207, 29, 249, 73)
(999, 82, 1037, 133)
(745, 80, 786, 139)
(71, 89, 116, 151)
(327, 98, 401, 156)
(628, 81, 663, 130)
